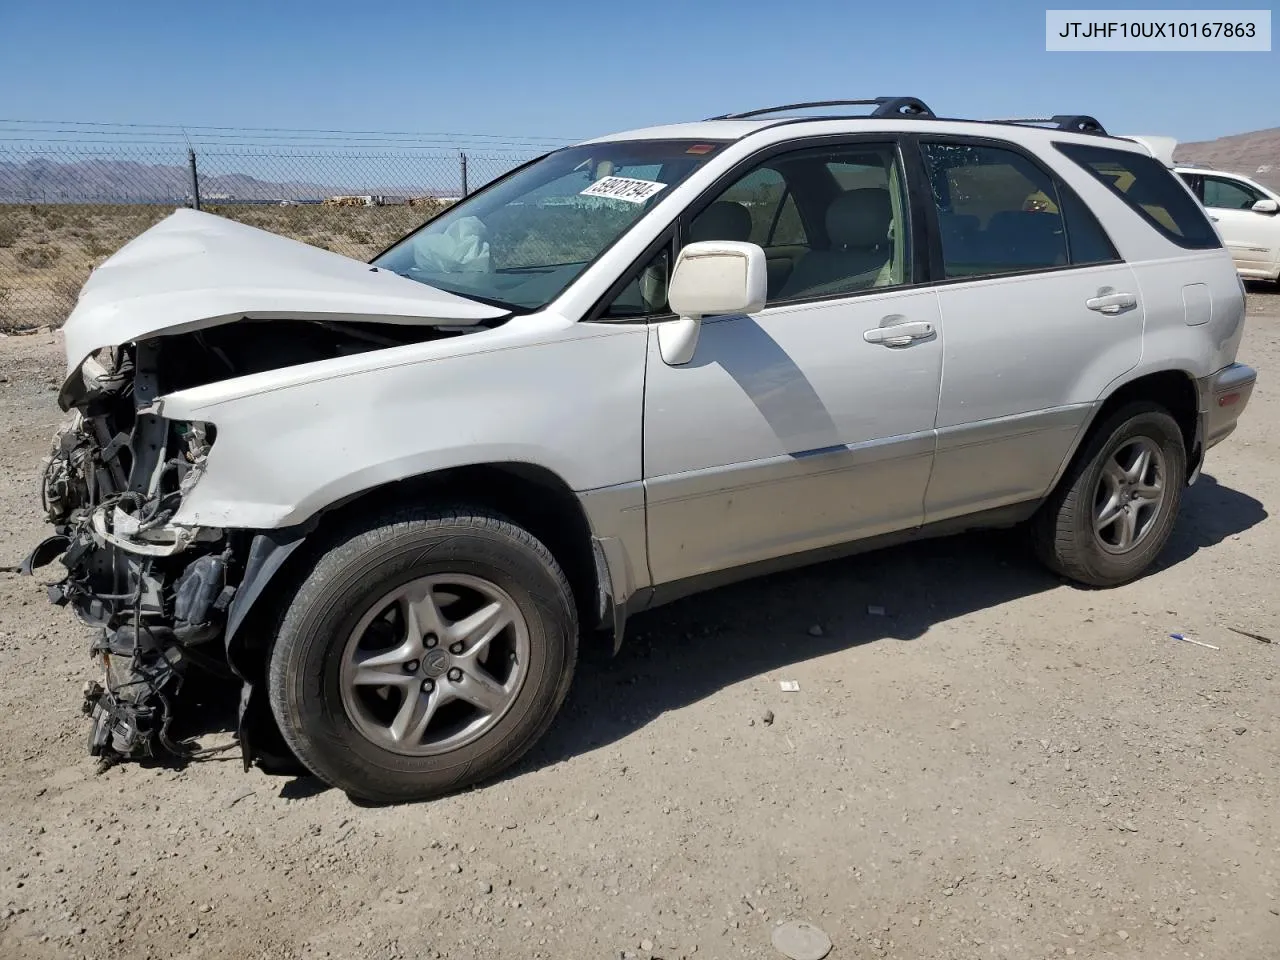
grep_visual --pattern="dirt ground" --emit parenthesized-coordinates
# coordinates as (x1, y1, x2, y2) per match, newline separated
(1, 290, 1277, 960)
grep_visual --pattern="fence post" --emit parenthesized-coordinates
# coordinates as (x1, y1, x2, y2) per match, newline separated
(460, 152, 469, 198)
(188, 147, 201, 210)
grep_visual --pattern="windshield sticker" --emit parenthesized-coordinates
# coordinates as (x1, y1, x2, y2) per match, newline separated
(580, 176, 667, 204)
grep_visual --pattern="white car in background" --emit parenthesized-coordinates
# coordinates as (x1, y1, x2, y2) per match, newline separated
(1177, 165, 1280, 283)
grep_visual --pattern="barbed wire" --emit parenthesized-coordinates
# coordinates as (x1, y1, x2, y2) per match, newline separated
(0, 119, 579, 152)
(0, 118, 580, 141)
(0, 138, 553, 152)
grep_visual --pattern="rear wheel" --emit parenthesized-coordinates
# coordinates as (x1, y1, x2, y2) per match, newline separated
(267, 506, 577, 802)
(1033, 402, 1186, 587)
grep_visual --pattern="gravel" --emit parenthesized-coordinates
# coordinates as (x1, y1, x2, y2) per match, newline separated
(1, 288, 1278, 960)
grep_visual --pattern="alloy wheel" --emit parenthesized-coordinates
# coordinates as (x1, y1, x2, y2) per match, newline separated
(1092, 436, 1166, 554)
(338, 574, 530, 756)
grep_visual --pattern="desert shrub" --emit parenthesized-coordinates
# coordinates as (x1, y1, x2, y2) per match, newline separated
(16, 244, 61, 269)
(39, 209, 66, 230)
(0, 218, 21, 248)
(85, 236, 116, 259)
(52, 276, 85, 313)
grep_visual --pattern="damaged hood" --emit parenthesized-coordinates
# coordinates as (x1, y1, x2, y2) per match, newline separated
(61, 208, 508, 387)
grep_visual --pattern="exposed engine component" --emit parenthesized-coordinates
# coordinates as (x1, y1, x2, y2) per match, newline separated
(30, 341, 235, 763)
(84, 632, 180, 761)
(28, 318, 457, 766)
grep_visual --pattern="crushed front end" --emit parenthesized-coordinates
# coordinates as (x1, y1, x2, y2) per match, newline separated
(28, 206, 506, 772)
(28, 340, 237, 763)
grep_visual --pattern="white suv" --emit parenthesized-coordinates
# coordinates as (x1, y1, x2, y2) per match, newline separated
(1177, 164, 1280, 282)
(28, 98, 1256, 801)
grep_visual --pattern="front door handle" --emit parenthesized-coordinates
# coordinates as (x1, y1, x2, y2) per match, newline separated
(863, 320, 935, 347)
(1086, 291, 1137, 315)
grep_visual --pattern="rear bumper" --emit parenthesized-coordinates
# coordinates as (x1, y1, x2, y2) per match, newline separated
(1198, 362, 1257, 453)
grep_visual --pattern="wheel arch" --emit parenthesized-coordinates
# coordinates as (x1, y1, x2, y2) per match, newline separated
(224, 460, 610, 683)
(223, 460, 611, 771)
(1050, 368, 1201, 497)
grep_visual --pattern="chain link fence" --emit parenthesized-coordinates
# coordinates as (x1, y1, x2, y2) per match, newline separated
(0, 143, 535, 331)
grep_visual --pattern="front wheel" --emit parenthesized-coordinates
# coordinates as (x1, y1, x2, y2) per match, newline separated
(267, 506, 578, 802)
(1033, 402, 1186, 587)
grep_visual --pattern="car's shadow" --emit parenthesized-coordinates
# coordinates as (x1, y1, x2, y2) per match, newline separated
(512, 473, 1266, 776)
(220, 474, 1263, 800)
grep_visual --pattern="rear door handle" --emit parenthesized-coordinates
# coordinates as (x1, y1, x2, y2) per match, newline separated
(1085, 291, 1137, 315)
(863, 320, 935, 346)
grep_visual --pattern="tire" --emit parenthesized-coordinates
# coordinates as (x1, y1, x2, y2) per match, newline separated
(267, 505, 577, 803)
(1032, 402, 1186, 587)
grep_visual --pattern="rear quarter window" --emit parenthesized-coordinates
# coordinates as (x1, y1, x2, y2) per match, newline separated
(1055, 143, 1221, 250)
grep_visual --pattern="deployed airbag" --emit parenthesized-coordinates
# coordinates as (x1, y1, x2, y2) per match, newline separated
(412, 216, 491, 274)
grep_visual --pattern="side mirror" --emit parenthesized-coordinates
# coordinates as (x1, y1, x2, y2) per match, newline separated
(659, 241, 767, 365)
(1252, 198, 1279, 215)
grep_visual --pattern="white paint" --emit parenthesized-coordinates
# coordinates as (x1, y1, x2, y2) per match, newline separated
(660, 240, 767, 365)
(59, 208, 507, 402)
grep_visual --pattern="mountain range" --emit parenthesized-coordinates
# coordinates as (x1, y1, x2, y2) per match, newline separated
(1174, 126, 1279, 190)
(0, 156, 457, 203)
(1, 126, 1276, 203)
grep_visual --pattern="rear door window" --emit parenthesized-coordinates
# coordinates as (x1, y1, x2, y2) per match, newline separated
(1056, 143, 1221, 249)
(919, 141, 1117, 279)
(1059, 188, 1120, 265)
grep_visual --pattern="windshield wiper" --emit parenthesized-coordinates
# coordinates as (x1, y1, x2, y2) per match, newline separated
(391, 269, 524, 313)
(496, 262, 586, 274)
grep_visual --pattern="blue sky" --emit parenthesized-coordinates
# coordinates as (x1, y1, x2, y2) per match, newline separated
(1, 0, 1276, 144)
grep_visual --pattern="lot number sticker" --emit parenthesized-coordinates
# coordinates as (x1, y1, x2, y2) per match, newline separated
(580, 176, 667, 204)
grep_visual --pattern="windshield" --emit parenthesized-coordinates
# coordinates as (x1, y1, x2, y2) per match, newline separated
(373, 140, 725, 311)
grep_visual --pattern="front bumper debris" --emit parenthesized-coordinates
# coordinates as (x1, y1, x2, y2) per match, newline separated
(25, 341, 239, 765)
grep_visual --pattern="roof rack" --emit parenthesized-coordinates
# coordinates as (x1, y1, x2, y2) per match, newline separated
(990, 115, 1108, 135)
(703, 101, 1113, 137)
(708, 96, 935, 121)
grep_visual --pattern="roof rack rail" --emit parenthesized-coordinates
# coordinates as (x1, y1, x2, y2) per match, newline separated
(871, 97, 935, 118)
(991, 115, 1108, 135)
(708, 96, 935, 121)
